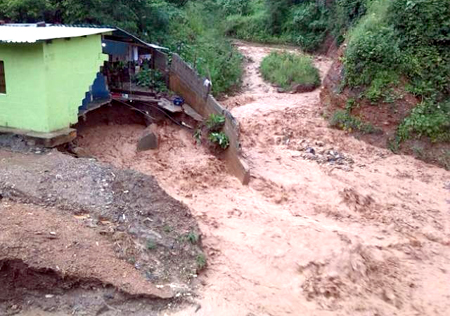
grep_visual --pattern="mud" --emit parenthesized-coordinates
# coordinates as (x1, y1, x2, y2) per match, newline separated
(1, 41, 449, 316)
(70, 41, 450, 316)
(0, 147, 204, 315)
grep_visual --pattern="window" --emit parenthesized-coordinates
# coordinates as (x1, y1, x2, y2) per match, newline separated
(0, 61, 5, 94)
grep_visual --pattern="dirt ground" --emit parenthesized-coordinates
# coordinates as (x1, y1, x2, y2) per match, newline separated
(70, 42, 450, 316)
(1, 41, 450, 316)
(0, 148, 204, 315)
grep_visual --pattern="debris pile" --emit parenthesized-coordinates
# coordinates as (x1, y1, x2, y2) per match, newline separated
(279, 136, 355, 170)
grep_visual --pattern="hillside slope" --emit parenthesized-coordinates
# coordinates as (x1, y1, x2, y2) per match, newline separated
(321, 0, 450, 169)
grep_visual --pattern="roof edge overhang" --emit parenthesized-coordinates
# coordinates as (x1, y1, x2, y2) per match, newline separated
(0, 24, 168, 50)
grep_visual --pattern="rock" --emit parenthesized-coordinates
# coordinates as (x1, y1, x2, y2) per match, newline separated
(277, 87, 285, 93)
(315, 140, 325, 147)
(382, 288, 396, 304)
(422, 226, 442, 243)
(137, 124, 159, 151)
(305, 147, 316, 155)
(72, 146, 90, 158)
(290, 83, 318, 94)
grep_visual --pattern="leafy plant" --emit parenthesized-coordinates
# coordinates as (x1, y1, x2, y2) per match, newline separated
(205, 114, 226, 132)
(208, 132, 230, 149)
(134, 67, 167, 92)
(286, 1, 329, 52)
(260, 51, 320, 90)
(398, 101, 450, 143)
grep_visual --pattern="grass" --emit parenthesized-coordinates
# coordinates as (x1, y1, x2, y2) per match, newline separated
(196, 254, 207, 270)
(146, 239, 157, 250)
(438, 150, 450, 170)
(329, 110, 379, 134)
(182, 231, 199, 245)
(163, 224, 172, 233)
(205, 114, 225, 132)
(260, 51, 320, 90)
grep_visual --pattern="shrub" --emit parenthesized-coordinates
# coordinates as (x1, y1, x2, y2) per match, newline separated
(343, 1, 400, 87)
(163, 1, 244, 96)
(286, 1, 329, 52)
(260, 51, 320, 90)
(134, 67, 167, 92)
(217, 0, 251, 16)
(208, 132, 230, 149)
(398, 101, 450, 142)
(388, 0, 450, 101)
(342, 0, 450, 145)
(329, 0, 372, 45)
(205, 114, 226, 132)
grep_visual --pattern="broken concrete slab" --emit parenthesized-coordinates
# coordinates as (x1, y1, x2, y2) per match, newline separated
(137, 124, 159, 151)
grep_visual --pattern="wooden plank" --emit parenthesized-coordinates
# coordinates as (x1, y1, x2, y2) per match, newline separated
(110, 88, 157, 97)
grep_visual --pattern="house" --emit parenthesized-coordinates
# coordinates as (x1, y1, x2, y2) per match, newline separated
(0, 23, 167, 146)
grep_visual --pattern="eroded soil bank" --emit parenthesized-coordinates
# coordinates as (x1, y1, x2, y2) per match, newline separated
(74, 42, 450, 316)
(0, 147, 204, 315)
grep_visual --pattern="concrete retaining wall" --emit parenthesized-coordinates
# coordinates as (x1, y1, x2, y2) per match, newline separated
(169, 54, 250, 185)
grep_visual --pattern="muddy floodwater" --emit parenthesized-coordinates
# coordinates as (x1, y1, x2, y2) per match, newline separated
(74, 42, 450, 316)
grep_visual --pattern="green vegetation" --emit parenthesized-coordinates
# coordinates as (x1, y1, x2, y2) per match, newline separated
(329, 98, 379, 134)
(186, 231, 199, 244)
(219, 0, 450, 149)
(194, 113, 230, 151)
(166, 1, 243, 95)
(135, 67, 168, 92)
(178, 230, 200, 244)
(0, 0, 242, 96)
(398, 101, 450, 143)
(330, 110, 377, 134)
(208, 132, 230, 149)
(2, 0, 449, 156)
(163, 224, 173, 233)
(342, 0, 450, 144)
(205, 114, 226, 132)
(221, 0, 371, 52)
(196, 253, 207, 270)
(146, 239, 157, 250)
(260, 51, 320, 90)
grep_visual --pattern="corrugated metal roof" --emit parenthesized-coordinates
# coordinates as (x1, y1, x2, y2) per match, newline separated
(0, 24, 115, 43)
(113, 28, 168, 50)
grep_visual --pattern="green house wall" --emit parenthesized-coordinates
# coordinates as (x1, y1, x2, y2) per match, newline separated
(0, 34, 108, 133)
(0, 43, 49, 132)
(43, 35, 108, 132)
